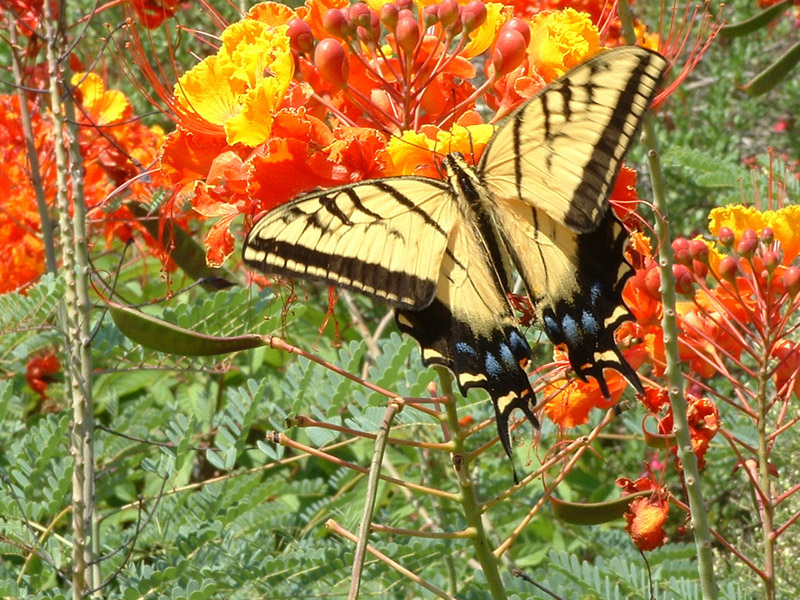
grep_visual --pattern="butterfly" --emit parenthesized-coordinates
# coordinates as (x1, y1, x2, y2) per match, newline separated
(243, 46, 667, 479)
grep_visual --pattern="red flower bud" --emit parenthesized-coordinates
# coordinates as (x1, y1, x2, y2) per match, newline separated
(505, 17, 531, 46)
(672, 264, 694, 296)
(762, 250, 780, 273)
(644, 267, 661, 299)
(692, 259, 708, 279)
(323, 8, 350, 38)
(492, 28, 527, 76)
(349, 2, 371, 28)
(396, 16, 420, 54)
(315, 38, 350, 88)
(438, 0, 459, 28)
(396, 0, 412, 11)
(380, 2, 398, 29)
(736, 229, 758, 258)
(462, 0, 487, 32)
(689, 239, 709, 263)
(783, 266, 800, 296)
(287, 18, 314, 55)
(447, 15, 463, 36)
(671, 237, 691, 266)
(760, 227, 774, 245)
(717, 226, 735, 248)
(719, 256, 739, 282)
(422, 4, 439, 27)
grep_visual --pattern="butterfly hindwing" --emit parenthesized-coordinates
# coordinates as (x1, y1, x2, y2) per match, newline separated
(395, 213, 538, 476)
(493, 200, 644, 395)
(479, 47, 667, 233)
(243, 177, 457, 311)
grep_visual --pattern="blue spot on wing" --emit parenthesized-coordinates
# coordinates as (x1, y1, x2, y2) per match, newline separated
(485, 354, 502, 379)
(455, 342, 479, 360)
(581, 310, 599, 336)
(499, 343, 516, 367)
(561, 314, 581, 345)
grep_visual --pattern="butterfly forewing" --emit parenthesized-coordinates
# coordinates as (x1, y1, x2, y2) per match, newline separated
(243, 177, 457, 311)
(479, 47, 667, 233)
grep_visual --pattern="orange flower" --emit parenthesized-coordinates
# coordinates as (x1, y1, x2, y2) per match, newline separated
(543, 368, 626, 428)
(26, 351, 61, 399)
(772, 340, 800, 400)
(624, 496, 669, 551)
(658, 395, 719, 468)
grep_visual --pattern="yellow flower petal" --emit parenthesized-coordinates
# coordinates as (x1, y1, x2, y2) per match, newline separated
(528, 8, 600, 81)
(175, 54, 240, 127)
(225, 78, 283, 146)
(174, 20, 293, 146)
(765, 205, 800, 263)
(72, 72, 132, 125)
(246, 1, 296, 25)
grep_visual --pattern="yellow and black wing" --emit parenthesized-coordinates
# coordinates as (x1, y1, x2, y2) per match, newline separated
(482, 47, 666, 394)
(243, 174, 539, 477)
(479, 47, 667, 232)
(243, 177, 458, 311)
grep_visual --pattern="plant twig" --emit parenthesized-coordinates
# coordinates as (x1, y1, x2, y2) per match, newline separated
(435, 366, 508, 600)
(618, 4, 717, 598)
(349, 400, 402, 600)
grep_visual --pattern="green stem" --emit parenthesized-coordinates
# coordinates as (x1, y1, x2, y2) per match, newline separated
(435, 367, 507, 599)
(349, 401, 400, 600)
(617, 4, 717, 600)
(42, 2, 98, 596)
(756, 363, 774, 600)
(8, 26, 58, 276)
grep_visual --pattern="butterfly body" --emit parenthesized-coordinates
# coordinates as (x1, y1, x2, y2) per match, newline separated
(244, 47, 668, 476)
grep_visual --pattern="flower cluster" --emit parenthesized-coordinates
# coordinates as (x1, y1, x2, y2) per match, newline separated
(158, 0, 656, 265)
(0, 74, 164, 294)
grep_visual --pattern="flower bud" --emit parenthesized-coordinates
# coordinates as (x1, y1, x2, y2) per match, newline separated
(462, 0, 487, 32)
(315, 38, 350, 88)
(672, 237, 691, 266)
(762, 250, 780, 274)
(736, 229, 758, 258)
(644, 267, 661, 299)
(692, 259, 708, 279)
(396, 0, 412, 11)
(492, 27, 527, 76)
(672, 264, 694, 296)
(349, 2, 371, 28)
(422, 4, 439, 27)
(380, 2, 398, 29)
(323, 8, 350, 38)
(760, 227, 774, 245)
(719, 256, 739, 283)
(287, 18, 314, 55)
(717, 226, 735, 248)
(438, 0, 459, 28)
(783, 266, 800, 296)
(447, 14, 463, 36)
(689, 239, 709, 263)
(505, 17, 531, 46)
(396, 16, 420, 54)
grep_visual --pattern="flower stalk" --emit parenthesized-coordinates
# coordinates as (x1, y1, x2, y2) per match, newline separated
(435, 367, 507, 600)
(618, 3, 717, 599)
(42, 1, 98, 596)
